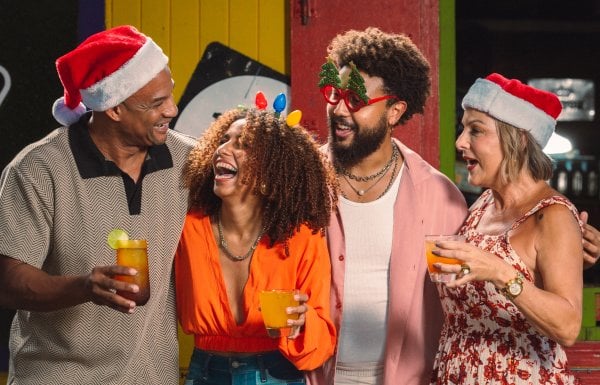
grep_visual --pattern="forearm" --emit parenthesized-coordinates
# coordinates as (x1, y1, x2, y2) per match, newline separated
(279, 305, 336, 370)
(497, 274, 582, 346)
(0, 255, 89, 311)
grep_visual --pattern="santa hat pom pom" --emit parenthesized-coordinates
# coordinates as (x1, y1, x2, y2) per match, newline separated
(52, 97, 87, 126)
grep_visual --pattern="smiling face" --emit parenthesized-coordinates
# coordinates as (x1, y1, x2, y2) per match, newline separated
(327, 67, 402, 168)
(212, 118, 259, 203)
(456, 108, 504, 189)
(117, 68, 178, 146)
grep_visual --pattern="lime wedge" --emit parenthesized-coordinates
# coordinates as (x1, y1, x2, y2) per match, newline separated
(107, 228, 129, 249)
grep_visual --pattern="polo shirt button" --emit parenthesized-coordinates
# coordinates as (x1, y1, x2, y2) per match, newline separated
(338, 255, 344, 261)
(231, 360, 240, 368)
(336, 302, 342, 309)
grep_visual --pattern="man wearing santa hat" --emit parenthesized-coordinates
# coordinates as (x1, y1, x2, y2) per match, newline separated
(0, 25, 195, 384)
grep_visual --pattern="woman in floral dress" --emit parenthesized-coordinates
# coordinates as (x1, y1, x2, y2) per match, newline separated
(430, 73, 583, 385)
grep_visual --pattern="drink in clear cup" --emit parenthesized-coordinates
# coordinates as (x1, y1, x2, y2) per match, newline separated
(425, 235, 465, 283)
(259, 289, 299, 338)
(114, 239, 150, 306)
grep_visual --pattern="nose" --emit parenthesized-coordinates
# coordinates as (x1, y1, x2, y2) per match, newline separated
(455, 129, 467, 151)
(331, 99, 350, 117)
(163, 95, 178, 118)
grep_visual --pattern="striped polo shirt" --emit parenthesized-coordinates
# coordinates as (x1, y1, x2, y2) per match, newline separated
(0, 114, 196, 384)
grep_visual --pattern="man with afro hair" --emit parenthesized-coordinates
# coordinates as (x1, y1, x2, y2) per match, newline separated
(309, 27, 468, 385)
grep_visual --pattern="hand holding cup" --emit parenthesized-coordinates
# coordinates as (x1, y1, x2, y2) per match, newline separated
(425, 235, 466, 283)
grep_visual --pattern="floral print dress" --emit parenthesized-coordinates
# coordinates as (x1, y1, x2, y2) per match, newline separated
(430, 189, 581, 385)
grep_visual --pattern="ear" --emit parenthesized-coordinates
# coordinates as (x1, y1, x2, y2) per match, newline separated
(105, 104, 124, 122)
(387, 100, 407, 127)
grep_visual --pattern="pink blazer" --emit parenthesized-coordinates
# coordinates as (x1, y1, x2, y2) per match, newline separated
(307, 139, 468, 385)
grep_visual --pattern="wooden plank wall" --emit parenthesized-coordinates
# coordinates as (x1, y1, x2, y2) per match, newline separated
(105, 0, 289, 103)
(104, 2, 288, 381)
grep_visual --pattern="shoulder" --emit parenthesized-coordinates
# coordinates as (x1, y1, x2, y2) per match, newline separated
(167, 129, 196, 149)
(535, 198, 580, 229)
(287, 224, 325, 245)
(4, 128, 68, 174)
(397, 140, 465, 203)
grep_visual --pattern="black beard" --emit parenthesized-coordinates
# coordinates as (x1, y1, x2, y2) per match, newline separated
(329, 114, 389, 169)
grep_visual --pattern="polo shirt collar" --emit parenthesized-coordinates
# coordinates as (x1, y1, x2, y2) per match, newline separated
(68, 112, 174, 179)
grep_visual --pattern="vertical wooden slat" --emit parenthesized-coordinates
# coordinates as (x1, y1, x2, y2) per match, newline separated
(230, 0, 258, 59)
(439, 0, 456, 177)
(171, 0, 200, 102)
(258, 0, 287, 74)
(109, 0, 142, 28)
(140, 0, 171, 54)
(200, 1, 229, 56)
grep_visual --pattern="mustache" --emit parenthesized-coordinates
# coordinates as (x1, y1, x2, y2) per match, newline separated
(329, 116, 356, 131)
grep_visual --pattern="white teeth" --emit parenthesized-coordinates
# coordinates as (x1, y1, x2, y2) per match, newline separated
(214, 162, 238, 177)
(216, 162, 237, 172)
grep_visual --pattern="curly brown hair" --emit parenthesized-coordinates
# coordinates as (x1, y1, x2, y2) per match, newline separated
(327, 27, 431, 125)
(183, 107, 339, 247)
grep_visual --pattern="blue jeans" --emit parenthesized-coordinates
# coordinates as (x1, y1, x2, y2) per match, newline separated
(184, 348, 305, 385)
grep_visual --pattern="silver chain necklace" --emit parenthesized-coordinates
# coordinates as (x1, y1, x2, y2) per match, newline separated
(339, 143, 399, 199)
(217, 214, 264, 262)
(337, 143, 398, 182)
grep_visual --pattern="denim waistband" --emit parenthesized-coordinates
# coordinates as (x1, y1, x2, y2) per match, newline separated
(190, 348, 303, 383)
(193, 349, 285, 371)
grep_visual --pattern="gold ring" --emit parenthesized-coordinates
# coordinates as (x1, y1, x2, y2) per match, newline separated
(460, 263, 471, 276)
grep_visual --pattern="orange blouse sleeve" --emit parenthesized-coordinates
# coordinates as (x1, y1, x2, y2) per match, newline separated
(276, 226, 336, 370)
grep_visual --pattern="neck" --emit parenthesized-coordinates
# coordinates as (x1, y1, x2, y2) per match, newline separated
(219, 203, 264, 238)
(490, 174, 549, 210)
(338, 139, 396, 177)
(88, 113, 148, 181)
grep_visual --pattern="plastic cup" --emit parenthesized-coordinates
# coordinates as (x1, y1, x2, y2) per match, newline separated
(425, 235, 465, 283)
(259, 289, 299, 338)
(114, 239, 150, 306)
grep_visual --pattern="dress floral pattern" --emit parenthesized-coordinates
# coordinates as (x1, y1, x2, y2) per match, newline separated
(430, 189, 582, 385)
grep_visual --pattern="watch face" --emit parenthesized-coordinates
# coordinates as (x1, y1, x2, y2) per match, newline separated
(509, 282, 522, 296)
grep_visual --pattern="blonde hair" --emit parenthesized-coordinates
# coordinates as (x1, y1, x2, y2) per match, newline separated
(496, 119, 553, 183)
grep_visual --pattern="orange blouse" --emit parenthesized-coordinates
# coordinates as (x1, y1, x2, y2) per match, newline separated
(175, 210, 336, 370)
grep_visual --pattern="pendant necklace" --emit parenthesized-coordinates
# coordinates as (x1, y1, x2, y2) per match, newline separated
(342, 166, 388, 197)
(217, 213, 264, 262)
(339, 143, 399, 199)
(337, 143, 398, 182)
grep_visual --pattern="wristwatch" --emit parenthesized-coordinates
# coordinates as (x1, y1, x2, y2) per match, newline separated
(502, 271, 524, 300)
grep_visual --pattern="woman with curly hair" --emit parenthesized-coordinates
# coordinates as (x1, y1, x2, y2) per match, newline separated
(175, 107, 339, 385)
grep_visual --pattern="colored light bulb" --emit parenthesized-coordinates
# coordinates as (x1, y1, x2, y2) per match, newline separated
(286, 110, 302, 126)
(255, 91, 267, 110)
(273, 93, 286, 114)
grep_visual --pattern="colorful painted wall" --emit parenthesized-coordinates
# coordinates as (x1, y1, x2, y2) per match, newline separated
(104, 1, 290, 381)
(105, 0, 289, 104)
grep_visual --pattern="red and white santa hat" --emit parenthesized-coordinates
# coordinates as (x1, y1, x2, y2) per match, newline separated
(461, 73, 562, 148)
(52, 25, 168, 126)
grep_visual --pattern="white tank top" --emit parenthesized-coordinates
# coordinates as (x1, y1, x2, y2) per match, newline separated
(337, 163, 403, 365)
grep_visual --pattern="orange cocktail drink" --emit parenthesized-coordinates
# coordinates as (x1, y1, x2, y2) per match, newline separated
(425, 235, 464, 283)
(114, 239, 150, 306)
(259, 290, 299, 337)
